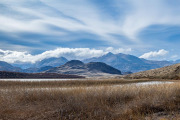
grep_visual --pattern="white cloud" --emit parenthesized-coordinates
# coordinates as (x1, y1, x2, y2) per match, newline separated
(0, 47, 132, 63)
(139, 49, 169, 59)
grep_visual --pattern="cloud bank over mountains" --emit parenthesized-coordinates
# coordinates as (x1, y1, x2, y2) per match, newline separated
(0, 47, 132, 63)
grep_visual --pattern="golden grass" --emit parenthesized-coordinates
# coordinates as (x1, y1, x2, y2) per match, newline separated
(0, 80, 179, 120)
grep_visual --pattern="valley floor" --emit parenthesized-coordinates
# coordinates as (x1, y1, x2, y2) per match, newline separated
(0, 79, 179, 120)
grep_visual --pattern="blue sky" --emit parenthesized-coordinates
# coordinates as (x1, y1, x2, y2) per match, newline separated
(0, 0, 180, 63)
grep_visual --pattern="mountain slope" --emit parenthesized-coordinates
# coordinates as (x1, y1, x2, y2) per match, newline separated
(12, 62, 33, 69)
(84, 52, 171, 73)
(12, 57, 68, 69)
(174, 59, 180, 64)
(23, 66, 54, 73)
(125, 63, 180, 79)
(0, 61, 22, 72)
(34, 57, 68, 68)
(45, 60, 121, 77)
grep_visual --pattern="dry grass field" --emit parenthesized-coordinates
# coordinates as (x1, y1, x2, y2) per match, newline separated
(0, 79, 179, 120)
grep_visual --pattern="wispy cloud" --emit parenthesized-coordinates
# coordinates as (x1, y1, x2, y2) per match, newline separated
(1, 0, 179, 42)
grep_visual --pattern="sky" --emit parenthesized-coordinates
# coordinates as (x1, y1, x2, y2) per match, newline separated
(0, 0, 180, 63)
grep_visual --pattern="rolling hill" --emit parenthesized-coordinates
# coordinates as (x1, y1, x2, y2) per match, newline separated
(45, 60, 122, 77)
(124, 63, 180, 80)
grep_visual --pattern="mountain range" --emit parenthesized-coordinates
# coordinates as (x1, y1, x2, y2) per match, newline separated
(0, 52, 179, 75)
(84, 52, 172, 73)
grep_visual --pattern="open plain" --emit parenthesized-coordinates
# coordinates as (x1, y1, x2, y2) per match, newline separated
(0, 79, 179, 120)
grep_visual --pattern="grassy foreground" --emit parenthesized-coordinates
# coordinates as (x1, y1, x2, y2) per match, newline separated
(0, 79, 179, 120)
